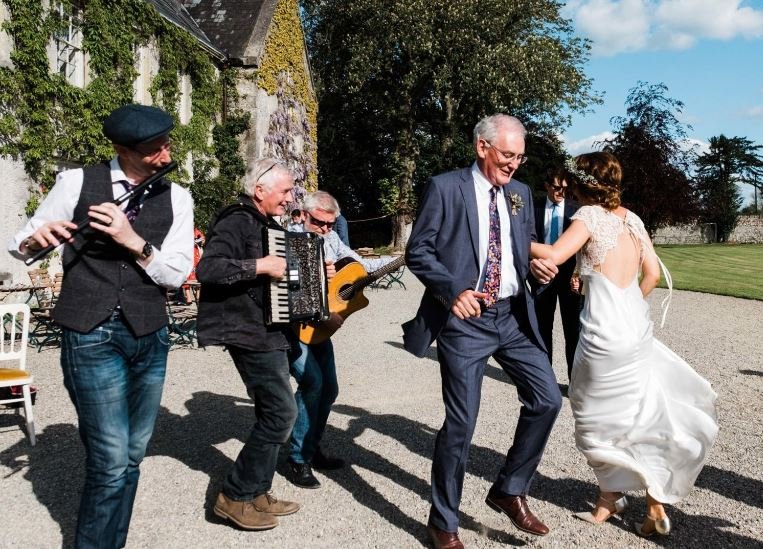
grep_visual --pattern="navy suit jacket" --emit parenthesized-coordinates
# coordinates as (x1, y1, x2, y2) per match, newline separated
(403, 167, 545, 357)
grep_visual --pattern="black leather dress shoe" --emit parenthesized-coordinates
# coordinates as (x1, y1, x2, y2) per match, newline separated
(485, 490, 550, 536)
(312, 448, 345, 470)
(287, 461, 321, 489)
(427, 522, 463, 549)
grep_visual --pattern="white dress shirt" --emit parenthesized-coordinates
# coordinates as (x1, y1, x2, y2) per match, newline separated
(543, 197, 565, 244)
(8, 157, 194, 289)
(471, 163, 519, 298)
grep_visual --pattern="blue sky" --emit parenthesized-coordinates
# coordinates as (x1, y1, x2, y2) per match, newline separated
(560, 0, 763, 202)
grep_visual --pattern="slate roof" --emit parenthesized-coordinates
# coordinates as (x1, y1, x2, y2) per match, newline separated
(182, 0, 279, 66)
(146, 0, 227, 61)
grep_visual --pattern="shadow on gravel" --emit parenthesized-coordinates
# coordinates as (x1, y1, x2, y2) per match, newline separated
(149, 391, 255, 523)
(319, 404, 527, 546)
(5, 395, 760, 548)
(739, 369, 763, 377)
(0, 423, 84, 547)
(324, 404, 762, 548)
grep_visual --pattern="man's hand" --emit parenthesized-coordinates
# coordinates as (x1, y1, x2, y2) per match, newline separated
(325, 260, 336, 279)
(88, 202, 144, 254)
(21, 220, 78, 253)
(323, 312, 344, 332)
(451, 289, 486, 320)
(570, 274, 582, 295)
(256, 255, 287, 278)
(530, 258, 558, 284)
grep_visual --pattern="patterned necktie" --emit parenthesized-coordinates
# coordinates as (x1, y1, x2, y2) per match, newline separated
(549, 203, 560, 244)
(483, 187, 501, 307)
(119, 180, 143, 224)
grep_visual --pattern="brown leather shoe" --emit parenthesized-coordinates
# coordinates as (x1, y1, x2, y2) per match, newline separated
(427, 522, 464, 549)
(213, 492, 278, 531)
(485, 492, 550, 536)
(253, 492, 300, 516)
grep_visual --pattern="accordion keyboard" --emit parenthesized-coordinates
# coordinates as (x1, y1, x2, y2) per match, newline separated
(265, 228, 329, 324)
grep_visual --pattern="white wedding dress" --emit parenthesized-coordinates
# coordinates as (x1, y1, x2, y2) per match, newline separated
(568, 205, 718, 504)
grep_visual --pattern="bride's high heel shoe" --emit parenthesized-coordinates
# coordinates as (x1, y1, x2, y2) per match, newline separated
(634, 514, 671, 536)
(573, 494, 628, 524)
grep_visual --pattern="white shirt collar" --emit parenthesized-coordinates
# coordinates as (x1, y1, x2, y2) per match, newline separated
(471, 162, 501, 196)
(110, 156, 130, 184)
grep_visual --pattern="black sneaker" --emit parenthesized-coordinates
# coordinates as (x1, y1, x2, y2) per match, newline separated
(312, 448, 345, 471)
(287, 460, 321, 489)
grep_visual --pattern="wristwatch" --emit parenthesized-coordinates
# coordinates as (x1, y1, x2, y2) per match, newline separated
(140, 241, 153, 260)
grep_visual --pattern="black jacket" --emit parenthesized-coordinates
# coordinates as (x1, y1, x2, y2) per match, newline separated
(196, 196, 290, 352)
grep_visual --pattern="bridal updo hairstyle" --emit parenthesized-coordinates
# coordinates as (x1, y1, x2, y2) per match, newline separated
(569, 151, 622, 210)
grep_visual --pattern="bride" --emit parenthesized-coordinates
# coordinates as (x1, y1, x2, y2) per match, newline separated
(531, 152, 718, 536)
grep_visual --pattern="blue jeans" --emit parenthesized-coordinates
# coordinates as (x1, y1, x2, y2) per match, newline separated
(224, 347, 297, 500)
(61, 317, 169, 549)
(288, 340, 338, 463)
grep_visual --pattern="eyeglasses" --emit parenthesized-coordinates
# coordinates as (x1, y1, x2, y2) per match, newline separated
(483, 140, 528, 165)
(132, 140, 172, 157)
(307, 213, 335, 229)
(548, 183, 567, 192)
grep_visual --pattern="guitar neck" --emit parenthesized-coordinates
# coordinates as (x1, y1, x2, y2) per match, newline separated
(342, 256, 406, 297)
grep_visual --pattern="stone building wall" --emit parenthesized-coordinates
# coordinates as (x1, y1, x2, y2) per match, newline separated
(729, 215, 763, 244)
(653, 223, 716, 244)
(653, 216, 763, 244)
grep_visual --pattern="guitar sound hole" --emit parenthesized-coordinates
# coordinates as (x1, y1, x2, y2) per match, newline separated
(339, 284, 355, 300)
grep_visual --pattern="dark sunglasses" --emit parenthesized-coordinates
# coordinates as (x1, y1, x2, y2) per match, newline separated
(307, 213, 335, 229)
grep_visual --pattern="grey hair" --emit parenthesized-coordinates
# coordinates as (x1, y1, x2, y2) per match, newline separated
(242, 158, 290, 196)
(473, 114, 527, 147)
(303, 190, 340, 215)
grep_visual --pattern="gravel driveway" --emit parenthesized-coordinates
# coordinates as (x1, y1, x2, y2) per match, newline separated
(1, 269, 761, 548)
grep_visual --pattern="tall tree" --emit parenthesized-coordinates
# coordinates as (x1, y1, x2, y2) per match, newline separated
(603, 82, 699, 235)
(302, 0, 599, 248)
(695, 135, 762, 241)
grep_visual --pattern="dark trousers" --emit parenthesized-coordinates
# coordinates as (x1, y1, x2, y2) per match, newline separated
(535, 279, 582, 378)
(429, 298, 561, 532)
(223, 347, 297, 500)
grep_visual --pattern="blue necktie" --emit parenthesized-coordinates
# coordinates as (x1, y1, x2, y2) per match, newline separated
(483, 187, 501, 307)
(549, 203, 560, 244)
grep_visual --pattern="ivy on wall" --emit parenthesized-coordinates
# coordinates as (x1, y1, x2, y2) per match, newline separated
(258, 0, 317, 190)
(0, 0, 318, 227)
(0, 0, 228, 221)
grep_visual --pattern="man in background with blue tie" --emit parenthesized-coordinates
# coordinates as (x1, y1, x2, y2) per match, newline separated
(403, 114, 562, 548)
(534, 167, 581, 379)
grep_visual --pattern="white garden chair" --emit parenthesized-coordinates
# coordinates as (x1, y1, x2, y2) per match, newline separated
(0, 303, 36, 445)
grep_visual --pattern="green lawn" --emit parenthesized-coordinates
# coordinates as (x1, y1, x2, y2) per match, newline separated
(654, 244, 763, 300)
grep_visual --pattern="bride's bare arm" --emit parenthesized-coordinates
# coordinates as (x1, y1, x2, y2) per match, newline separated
(639, 240, 661, 297)
(530, 220, 590, 265)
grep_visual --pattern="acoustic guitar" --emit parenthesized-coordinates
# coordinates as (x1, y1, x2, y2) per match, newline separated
(297, 255, 406, 345)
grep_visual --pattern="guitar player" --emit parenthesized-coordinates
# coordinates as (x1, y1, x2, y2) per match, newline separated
(286, 191, 394, 489)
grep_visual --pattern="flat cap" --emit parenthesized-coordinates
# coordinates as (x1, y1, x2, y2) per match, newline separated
(102, 104, 174, 147)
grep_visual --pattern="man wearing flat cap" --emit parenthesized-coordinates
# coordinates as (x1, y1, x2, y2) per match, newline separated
(9, 104, 194, 549)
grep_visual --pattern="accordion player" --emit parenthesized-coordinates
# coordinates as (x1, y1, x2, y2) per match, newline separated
(264, 227, 330, 324)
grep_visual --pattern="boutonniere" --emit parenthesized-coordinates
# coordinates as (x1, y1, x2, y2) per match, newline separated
(509, 192, 524, 216)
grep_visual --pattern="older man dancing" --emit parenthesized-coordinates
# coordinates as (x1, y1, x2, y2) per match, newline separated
(403, 114, 561, 548)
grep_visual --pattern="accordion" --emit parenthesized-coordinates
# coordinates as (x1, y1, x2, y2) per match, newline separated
(264, 227, 330, 324)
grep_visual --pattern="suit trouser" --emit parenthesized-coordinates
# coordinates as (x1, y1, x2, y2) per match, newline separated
(535, 280, 582, 378)
(429, 298, 562, 532)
